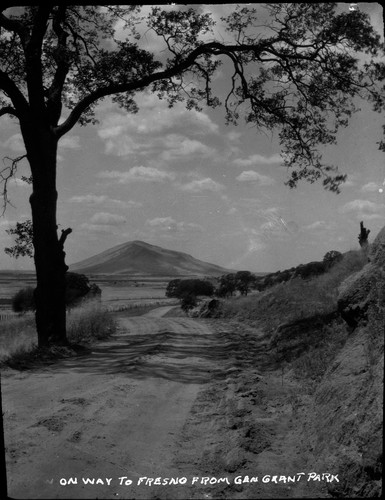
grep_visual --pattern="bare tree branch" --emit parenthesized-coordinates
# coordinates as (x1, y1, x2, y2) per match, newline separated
(55, 40, 270, 137)
(0, 154, 27, 215)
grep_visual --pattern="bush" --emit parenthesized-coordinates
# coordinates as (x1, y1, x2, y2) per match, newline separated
(165, 279, 182, 298)
(323, 250, 343, 270)
(11, 287, 36, 313)
(65, 272, 101, 308)
(180, 293, 198, 313)
(166, 278, 214, 299)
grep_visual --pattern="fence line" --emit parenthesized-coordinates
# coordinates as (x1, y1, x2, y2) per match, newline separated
(105, 300, 179, 313)
(0, 312, 19, 322)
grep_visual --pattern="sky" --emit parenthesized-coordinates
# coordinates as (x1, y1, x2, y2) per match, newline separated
(0, 3, 384, 273)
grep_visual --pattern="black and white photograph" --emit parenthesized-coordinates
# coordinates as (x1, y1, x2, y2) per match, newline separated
(0, 2, 384, 498)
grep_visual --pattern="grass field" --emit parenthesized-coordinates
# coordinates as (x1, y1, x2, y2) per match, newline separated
(0, 274, 178, 364)
(0, 273, 181, 313)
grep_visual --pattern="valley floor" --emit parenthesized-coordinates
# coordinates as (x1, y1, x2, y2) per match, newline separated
(3, 307, 336, 499)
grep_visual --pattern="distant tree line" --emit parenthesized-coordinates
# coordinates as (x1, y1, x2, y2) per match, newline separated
(253, 250, 344, 291)
(166, 250, 345, 312)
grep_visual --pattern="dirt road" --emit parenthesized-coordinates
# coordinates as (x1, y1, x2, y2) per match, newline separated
(2, 308, 324, 499)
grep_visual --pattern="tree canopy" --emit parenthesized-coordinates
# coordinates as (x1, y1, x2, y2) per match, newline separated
(1, 4, 383, 193)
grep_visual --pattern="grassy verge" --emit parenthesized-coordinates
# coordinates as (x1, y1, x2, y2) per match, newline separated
(0, 314, 36, 363)
(213, 248, 367, 332)
(66, 302, 116, 343)
(0, 302, 117, 368)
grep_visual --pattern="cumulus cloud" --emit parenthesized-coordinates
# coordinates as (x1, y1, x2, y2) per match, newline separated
(98, 166, 176, 183)
(70, 194, 108, 204)
(146, 216, 204, 233)
(89, 212, 126, 225)
(233, 153, 282, 167)
(361, 182, 381, 192)
(69, 194, 142, 208)
(160, 134, 215, 161)
(236, 170, 275, 185)
(340, 199, 384, 213)
(180, 177, 224, 193)
(97, 92, 219, 158)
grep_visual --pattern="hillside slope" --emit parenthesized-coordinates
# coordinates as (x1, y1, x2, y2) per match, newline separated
(69, 240, 233, 276)
(196, 229, 384, 497)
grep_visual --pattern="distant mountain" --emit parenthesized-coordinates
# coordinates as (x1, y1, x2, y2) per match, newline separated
(69, 240, 234, 276)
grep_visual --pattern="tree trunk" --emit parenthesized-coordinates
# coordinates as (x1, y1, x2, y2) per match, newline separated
(21, 120, 69, 347)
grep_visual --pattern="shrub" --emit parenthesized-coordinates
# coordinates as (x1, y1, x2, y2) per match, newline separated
(165, 279, 182, 298)
(65, 272, 101, 308)
(235, 270, 255, 295)
(11, 287, 36, 313)
(216, 273, 237, 297)
(166, 278, 214, 299)
(180, 293, 198, 313)
(323, 250, 343, 269)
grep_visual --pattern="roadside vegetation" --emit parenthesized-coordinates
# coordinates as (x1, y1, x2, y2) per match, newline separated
(190, 248, 370, 391)
(208, 248, 367, 329)
(0, 301, 117, 368)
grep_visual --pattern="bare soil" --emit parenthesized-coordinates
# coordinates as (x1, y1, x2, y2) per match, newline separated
(2, 306, 327, 499)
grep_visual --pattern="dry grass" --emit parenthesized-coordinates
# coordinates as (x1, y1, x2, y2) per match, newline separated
(0, 302, 117, 366)
(291, 321, 349, 384)
(66, 301, 117, 343)
(215, 248, 367, 332)
(0, 314, 37, 362)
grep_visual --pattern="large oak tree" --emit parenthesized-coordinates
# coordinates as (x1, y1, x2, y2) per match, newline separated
(0, 3, 383, 346)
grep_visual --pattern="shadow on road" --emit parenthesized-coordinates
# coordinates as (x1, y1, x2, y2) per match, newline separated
(46, 330, 245, 383)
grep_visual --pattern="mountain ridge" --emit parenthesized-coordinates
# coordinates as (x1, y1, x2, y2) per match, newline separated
(69, 240, 235, 276)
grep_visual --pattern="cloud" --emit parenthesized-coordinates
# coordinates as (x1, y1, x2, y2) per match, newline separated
(98, 166, 176, 183)
(69, 194, 142, 208)
(78, 223, 117, 234)
(340, 199, 384, 213)
(361, 182, 381, 192)
(303, 221, 328, 231)
(2, 133, 25, 153)
(89, 212, 126, 226)
(70, 194, 108, 204)
(8, 177, 31, 188)
(160, 134, 216, 161)
(339, 199, 385, 221)
(233, 153, 282, 167)
(226, 131, 242, 142)
(97, 92, 219, 158)
(180, 177, 224, 193)
(236, 171, 275, 185)
(146, 216, 204, 233)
